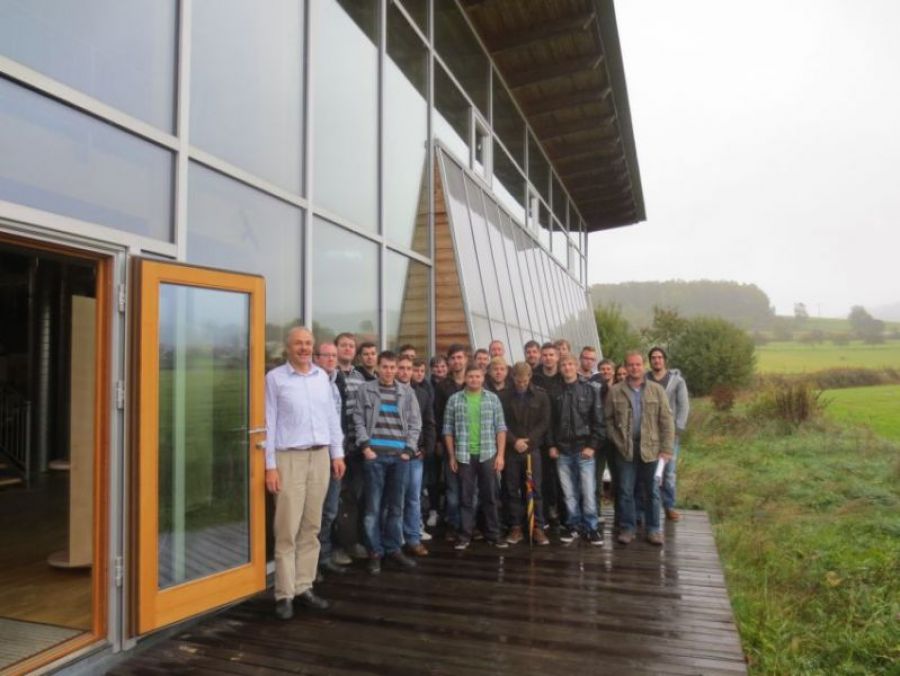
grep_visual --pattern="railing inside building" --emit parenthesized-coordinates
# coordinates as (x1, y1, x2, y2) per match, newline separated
(0, 385, 31, 488)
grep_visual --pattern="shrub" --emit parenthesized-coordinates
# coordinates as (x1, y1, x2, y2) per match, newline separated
(595, 303, 641, 364)
(710, 385, 737, 411)
(750, 381, 826, 425)
(670, 316, 756, 396)
(830, 333, 850, 346)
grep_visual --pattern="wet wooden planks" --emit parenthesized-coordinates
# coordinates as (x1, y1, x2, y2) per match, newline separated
(110, 510, 747, 675)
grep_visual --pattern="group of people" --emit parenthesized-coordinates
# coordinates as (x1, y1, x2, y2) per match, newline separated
(264, 328, 689, 619)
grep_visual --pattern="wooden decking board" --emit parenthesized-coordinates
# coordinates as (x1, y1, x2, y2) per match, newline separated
(110, 509, 747, 675)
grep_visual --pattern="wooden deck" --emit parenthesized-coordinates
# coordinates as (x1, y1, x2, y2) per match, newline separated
(110, 511, 747, 675)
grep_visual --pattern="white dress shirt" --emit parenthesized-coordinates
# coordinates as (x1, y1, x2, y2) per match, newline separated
(265, 362, 344, 469)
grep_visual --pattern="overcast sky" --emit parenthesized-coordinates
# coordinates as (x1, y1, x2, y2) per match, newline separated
(588, 0, 900, 318)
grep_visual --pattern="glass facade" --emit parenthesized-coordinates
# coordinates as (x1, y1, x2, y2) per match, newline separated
(0, 0, 600, 364)
(439, 151, 599, 361)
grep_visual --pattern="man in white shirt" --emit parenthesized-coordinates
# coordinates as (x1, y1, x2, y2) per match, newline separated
(266, 326, 346, 620)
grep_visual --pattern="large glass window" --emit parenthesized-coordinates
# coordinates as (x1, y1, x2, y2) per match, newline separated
(385, 3, 429, 254)
(483, 199, 519, 328)
(0, 0, 176, 131)
(0, 77, 173, 241)
(492, 141, 526, 225)
(552, 220, 568, 265)
(552, 175, 566, 224)
(465, 176, 504, 323)
(186, 162, 302, 366)
(441, 156, 485, 316)
(312, 217, 379, 343)
(498, 212, 533, 331)
(385, 250, 430, 355)
(434, 1, 488, 117)
(435, 65, 469, 163)
(528, 133, 550, 201)
(397, 0, 428, 36)
(313, 0, 378, 231)
(191, 0, 303, 193)
(492, 71, 525, 166)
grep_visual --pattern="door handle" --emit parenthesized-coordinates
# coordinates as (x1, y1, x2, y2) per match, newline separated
(248, 427, 267, 435)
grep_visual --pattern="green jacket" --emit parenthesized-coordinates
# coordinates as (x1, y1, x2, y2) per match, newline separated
(604, 379, 675, 462)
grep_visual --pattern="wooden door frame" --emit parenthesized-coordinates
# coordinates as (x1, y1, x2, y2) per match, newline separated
(0, 230, 111, 675)
(130, 258, 266, 635)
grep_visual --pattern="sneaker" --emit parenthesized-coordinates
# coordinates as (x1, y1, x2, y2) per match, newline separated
(586, 529, 604, 546)
(617, 530, 634, 545)
(444, 528, 458, 543)
(274, 598, 293, 620)
(331, 548, 353, 566)
(366, 556, 381, 575)
(472, 528, 485, 541)
(420, 529, 433, 542)
(349, 543, 369, 560)
(426, 510, 439, 528)
(405, 542, 429, 557)
(532, 528, 550, 546)
(559, 528, 577, 544)
(386, 550, 417, 569)
(665, 508, 682, 522)
(647, 531, 664, 546)
(453, 538, 470, 551)
(506, 526, 524, 545)
(489, 539, 509, 549)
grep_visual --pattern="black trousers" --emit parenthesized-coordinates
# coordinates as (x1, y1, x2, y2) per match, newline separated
(503, 447, 544, 529)
(459, 456, 500, 541)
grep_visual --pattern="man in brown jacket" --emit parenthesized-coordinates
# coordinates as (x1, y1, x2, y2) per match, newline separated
(605, 350, 675, 546)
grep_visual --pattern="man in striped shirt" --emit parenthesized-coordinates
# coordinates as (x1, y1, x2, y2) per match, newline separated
(352, 351, 422, 575)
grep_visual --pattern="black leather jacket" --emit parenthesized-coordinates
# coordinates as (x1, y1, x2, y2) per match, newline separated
(548, 379, 605, 451)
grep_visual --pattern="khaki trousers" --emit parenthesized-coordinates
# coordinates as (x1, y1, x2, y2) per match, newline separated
(274, 447, 331, 600)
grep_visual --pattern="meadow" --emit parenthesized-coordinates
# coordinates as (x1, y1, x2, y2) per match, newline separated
(680, 403, 900, 674)
(825, 384, 900, 441)
(755, 339, 900, 373)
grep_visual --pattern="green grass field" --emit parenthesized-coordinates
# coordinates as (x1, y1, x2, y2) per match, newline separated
(825, 384, 900, 441)
(756, 339, 900, 373)
(680, 404, 900, 673)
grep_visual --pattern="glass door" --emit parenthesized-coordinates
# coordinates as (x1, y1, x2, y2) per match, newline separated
(133, 259, 266, 634)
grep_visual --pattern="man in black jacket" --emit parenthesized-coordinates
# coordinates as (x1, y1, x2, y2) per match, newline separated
(548, 355, 605, 545)
(500, 362, 551, 546)
(531, 342, 564, 524)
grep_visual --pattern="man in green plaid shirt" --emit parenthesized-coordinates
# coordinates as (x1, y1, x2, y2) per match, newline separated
(444, 365, 507, 550)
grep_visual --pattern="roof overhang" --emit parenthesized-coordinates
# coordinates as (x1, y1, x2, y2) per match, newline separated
(462, 0, 645, 232)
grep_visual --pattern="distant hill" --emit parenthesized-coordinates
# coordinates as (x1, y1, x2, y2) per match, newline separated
(589, 280, 774, 329)
(873, 302, 900, 322)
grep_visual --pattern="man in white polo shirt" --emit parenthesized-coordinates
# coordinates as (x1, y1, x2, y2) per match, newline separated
(266, 326, 345, 620)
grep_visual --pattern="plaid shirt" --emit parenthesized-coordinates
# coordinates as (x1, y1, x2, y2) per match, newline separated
(442, 389, 506, 464)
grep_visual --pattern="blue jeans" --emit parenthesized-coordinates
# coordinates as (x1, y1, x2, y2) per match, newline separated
(363, 454, 409, 557)
(616, 442, 661, 535)
(317, 474, 342, 565)
(661, 437, 680, 509)
(403, 456, 424, 545)
(556, 449, 599, 532)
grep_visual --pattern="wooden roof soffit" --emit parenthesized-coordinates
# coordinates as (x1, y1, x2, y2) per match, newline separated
(506, 54, 605, 91)
(484, 11, 598, 56)
(524, 87, 613, 118)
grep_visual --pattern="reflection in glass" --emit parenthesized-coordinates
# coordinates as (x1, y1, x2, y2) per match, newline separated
(441, 156, 486, 316)
(157, 284, 250, 588)
(314, 0, 378, 231)
(385, 250, 430, 355)
(537, 202, 551, 251)
(552, 176, 566, 224)
(483, 198, 519, 328)
(434, 1, 488, 116)
(0, 0, 176, 130)
(492, 72, 525, 165)
(186, 163, 302, 367)
(0, 78, 173, 241)
(312, 217, 379, 344)
(191, 0, 303, 192)
(472, 314, 491, 351)
(398, 0, 428, 36)
(498, 212, 532, 330)
(435, 66, 469, 163)
(386, 4, 429, 254)
(552, 220, 568, 264)
(493, 141, 526, 225)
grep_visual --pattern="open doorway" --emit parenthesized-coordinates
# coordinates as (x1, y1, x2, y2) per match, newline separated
(0, 237, 107, 671)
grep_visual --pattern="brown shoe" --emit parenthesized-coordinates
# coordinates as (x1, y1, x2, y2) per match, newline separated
(405, 543, 429, 557)
(665, 508, 681, 522)
(532, 528, 550, 546)
(647, 531, 664, 546)
(617, 531, 634, 545)
(506, 526, 524, 545)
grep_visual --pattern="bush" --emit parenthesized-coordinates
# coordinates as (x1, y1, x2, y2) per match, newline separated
(710, 385, 737, 411)
(830, 333, 850, 346)
(750, 381, 826, 425)
(670, 316, 756, 396)
(595, 303, 641, 364)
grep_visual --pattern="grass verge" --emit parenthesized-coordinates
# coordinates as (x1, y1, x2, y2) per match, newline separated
(680, 402, 900, 674)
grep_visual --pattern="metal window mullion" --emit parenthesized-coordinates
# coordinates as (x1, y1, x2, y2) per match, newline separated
(427, 0, 436, 356)
(303, 0, 315, 327)
(378, 0, 387, 347)
(174, 0, 193, 261)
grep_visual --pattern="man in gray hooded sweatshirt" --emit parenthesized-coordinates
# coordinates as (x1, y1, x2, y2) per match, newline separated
(647, 346, 690, 521)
